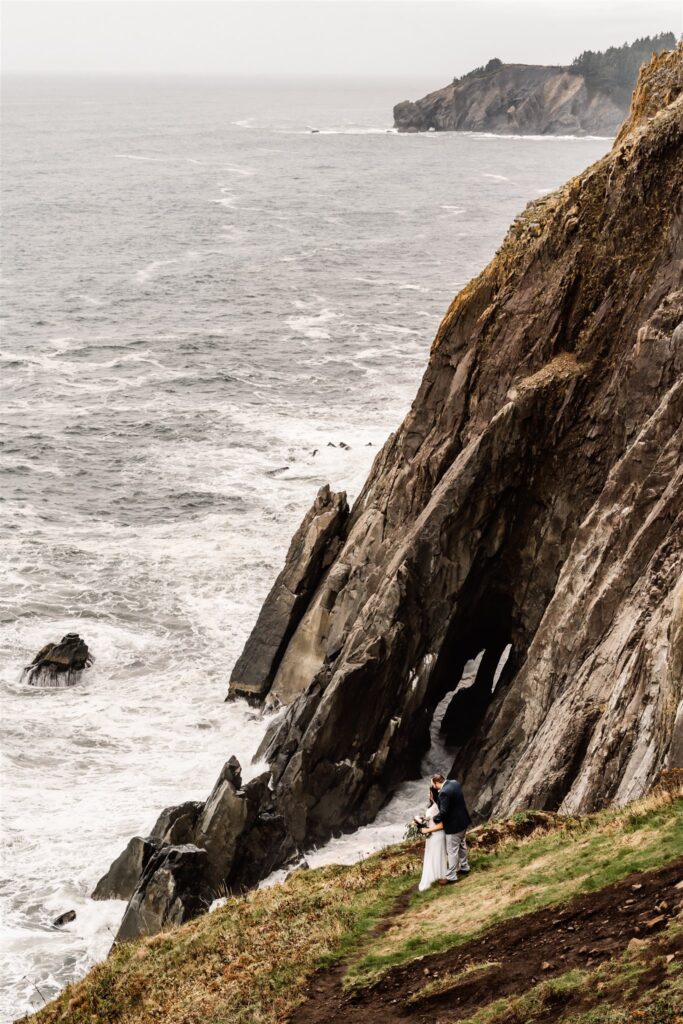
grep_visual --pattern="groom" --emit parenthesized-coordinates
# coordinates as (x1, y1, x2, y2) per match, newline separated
(421, 773, 472, 884)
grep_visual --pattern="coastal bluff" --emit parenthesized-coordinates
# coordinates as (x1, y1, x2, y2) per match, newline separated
(95, 45, 683, 940)
(393, 34, 676, 135)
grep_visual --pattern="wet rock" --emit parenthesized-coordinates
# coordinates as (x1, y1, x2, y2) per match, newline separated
(227, 485, 349, 702)
(52, 910, 76, 927)
(92, 835, 162, 901)
(24, 634, 93, 687)
(208, 755, 242, 791)
(101, 759, 299, 937)
(228, 804, 297, 890)
(115, 845, 210, 943)
(194, 770, 251, 889)
(150, 800, 204, 845)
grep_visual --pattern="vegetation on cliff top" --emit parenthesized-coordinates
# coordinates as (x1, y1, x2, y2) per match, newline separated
(29, 790, 683, 1024)
(451, 32, 677, 92)
(571, 32, 677, 103)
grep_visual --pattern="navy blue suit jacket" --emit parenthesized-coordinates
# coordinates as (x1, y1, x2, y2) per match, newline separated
(433, 779, 472, 834)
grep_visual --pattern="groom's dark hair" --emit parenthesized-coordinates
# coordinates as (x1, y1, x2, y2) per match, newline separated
(431, 773, 445, 785)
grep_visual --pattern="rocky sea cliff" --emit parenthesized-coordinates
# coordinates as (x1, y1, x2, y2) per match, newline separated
(393, 34, 676, 135)
(95, 44, 683, 943)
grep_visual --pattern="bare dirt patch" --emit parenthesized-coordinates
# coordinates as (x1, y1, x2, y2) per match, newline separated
(289, 858, 683, 1024)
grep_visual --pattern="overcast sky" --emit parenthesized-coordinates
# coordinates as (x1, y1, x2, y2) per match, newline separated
(2, 0, 680, 78)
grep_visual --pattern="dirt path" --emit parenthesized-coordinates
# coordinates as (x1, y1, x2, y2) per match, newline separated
(289, 858, 683, 1024)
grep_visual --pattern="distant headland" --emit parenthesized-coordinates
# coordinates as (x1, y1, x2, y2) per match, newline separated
(393, 32, 677, 135)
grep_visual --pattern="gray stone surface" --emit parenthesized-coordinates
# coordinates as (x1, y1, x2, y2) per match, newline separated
(393, 61, 626, 135)
(265, 50, 683, 840)
(115, 845, 210, 943)
(149, 800, 205, 846)
(92, 835, 161, 902)
(228, 484, 349, 702)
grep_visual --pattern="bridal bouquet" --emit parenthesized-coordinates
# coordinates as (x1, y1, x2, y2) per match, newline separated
(404, 817, 426, 841)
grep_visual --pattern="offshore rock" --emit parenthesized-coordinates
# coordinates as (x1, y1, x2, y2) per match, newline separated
(228, 484, 349, 703)
(24, 633, 93, 687)
(52, 910, 76, 928)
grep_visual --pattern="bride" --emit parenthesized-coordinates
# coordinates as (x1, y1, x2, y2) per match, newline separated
(417, 778, 448, 891)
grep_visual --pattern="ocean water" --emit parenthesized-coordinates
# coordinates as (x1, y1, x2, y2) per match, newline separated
(0, 75, 611, 1021)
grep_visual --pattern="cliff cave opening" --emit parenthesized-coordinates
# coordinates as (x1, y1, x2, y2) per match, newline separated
(440, 641, 512, 746)
(425, 593, 515, 752)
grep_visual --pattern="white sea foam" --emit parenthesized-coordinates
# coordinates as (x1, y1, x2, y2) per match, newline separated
(136, 258, 178, 284)
(212, 187, 239, 209)
(315, 126, 395, 135)
(462, 131, 614, 142)
(114, 153, 165, 162)
(136, 252, 202, 285)
(222, 164, 256, 177)
(286, 308, 337, 342)
(0, 529, 274, 1020)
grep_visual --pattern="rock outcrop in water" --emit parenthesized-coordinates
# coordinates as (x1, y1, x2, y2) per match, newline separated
(24, 633, 93, 687)
(97, 46, 683, 938)
(94, 756, 297, 940)
(393, 35, 676, 135)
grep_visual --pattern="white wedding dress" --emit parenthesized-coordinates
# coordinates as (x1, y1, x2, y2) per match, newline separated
(418, 801, 448, 891)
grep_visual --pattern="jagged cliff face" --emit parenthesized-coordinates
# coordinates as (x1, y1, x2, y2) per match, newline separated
(98, 48, 682, 937)
(258, 44, 683, 839)
(394, 62, 627, 136)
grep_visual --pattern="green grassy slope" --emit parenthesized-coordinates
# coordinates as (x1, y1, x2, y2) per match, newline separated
(28, 791, 683, 1024)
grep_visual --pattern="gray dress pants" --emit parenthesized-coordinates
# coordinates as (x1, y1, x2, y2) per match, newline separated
(445, 830, 469, 881)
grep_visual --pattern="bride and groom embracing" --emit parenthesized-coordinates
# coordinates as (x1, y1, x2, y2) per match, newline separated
(416, 773, 472, 891)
